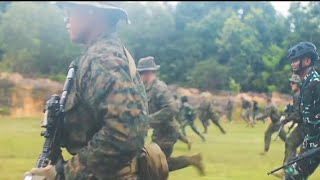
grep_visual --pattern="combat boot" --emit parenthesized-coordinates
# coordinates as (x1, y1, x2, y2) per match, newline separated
(189, 153, 205, 176)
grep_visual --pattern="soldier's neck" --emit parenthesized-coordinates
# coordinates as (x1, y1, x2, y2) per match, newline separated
(299, 67, 313, 80)
(85, 25, 114, 46)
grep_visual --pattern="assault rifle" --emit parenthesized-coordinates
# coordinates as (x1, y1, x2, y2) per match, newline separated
(274, 104, 295, 141)
(24, 63, 76, 180)
(267, 146, 320, 175)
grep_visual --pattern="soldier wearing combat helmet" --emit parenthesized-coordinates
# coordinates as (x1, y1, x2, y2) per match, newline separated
(24, 2, 155, 180)
(283, 42, 320, 180)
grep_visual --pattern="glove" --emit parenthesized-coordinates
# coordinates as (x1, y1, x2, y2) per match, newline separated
(280, 116, 286, 122)
(24, 165, 57, 180)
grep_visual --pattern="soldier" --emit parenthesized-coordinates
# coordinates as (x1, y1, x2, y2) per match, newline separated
(24, 2, 153, 180)
(273, 74, 305, 179)
(198, 94, 226, 134)
(226, 97, 234, 123)
(252, 97, 261, 124)
(241, 96, 254, 127)
(257, 93, 287, 156)
(137, 56, 204, 175)
(180, 96, 206, 142)
(283, 42, 320, 180)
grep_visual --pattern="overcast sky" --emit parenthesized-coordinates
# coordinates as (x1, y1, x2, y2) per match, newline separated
(139, 1, 310, 17)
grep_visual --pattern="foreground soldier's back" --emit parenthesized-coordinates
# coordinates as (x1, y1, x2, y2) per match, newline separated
(25, 2, 150, 180)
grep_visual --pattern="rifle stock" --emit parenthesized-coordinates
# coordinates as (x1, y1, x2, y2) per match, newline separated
(24, 64, 76, 180)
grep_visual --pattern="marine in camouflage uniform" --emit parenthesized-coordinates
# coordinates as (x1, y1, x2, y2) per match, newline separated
(180, 96, 206, 142)
(26, 2, 149, 180)
(137, 57, 204, 175)
(273, 74, 305, 179)
(252, 99, 262, 124)
(241, 97, 254, 127)
(226, 98, 234, 122)
(256, 93, 287, 155)
(283, 74, 304, 165)
(283, 42, 320, 180)
(198, 96, 226, 134)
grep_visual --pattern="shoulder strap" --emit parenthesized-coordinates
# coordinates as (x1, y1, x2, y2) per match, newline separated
(122, 46, 137, 79)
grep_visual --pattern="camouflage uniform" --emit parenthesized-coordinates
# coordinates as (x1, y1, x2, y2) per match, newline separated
(46, 2, 150, 180)
(61, 34, 149, 179)
(256, 100, 287, 152)
(285, 69, 320, 179)
(198, 98, 226, 134)
(226, 99, 234, 122)
(252, 100, 261, 124)
(241, 98, 253, 126)
(137, 57, 203, 174)
(180, 97, 206, 142)
(283, 91, 304, 165)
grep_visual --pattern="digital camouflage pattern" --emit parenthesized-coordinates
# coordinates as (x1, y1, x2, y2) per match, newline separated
(145, 78, 204, 173)
(61, 33, 149, 180)
(285, 69, 320, 179)
(145, 78, 179, 157)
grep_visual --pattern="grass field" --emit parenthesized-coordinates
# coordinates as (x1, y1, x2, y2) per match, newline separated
(1, 116, 320, 180)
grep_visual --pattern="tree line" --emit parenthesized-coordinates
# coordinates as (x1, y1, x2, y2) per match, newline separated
(0, 2, 319, 94)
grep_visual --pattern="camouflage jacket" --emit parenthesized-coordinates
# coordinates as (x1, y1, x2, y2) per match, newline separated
(299, 69, 320, 144)
(145, 78, 180, 146)
(286, 91, 302, 124)
(61, 33, 149, 179)
(181, 102, 197, 121)
(198, 99, 215, 118)
(145, 78, 178, 128)
(256, 101, 280, 123)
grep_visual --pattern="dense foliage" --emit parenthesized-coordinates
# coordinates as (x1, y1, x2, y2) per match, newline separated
(0, 1, 319, 93)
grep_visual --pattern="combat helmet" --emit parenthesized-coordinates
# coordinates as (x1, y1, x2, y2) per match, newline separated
(287, 42, 319, 62)
(137, 56, 160, 72)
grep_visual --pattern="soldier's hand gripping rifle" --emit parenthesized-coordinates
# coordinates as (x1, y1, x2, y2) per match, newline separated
(267, 146, 320, 175)
(274, 104, 294, 141)
(24, 63, 77, 180)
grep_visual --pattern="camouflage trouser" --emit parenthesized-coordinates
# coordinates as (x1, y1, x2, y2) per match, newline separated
(181, 120, 205, 141)
(284, 143, 320, 180)
(283, 125, 304, 165)
(200, 113, 226, 134)
(264, 122, 287, 152)
(152, 125, 196, 172)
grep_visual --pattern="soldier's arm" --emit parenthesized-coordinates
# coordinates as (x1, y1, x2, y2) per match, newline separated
(63, 55, 147, 179)
(149, 84, 177, 128)
(256, 106, 271, 120)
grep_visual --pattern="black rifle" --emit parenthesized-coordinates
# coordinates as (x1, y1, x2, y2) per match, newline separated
(24, 63, 76, 180)
(267, 146, 320, 175)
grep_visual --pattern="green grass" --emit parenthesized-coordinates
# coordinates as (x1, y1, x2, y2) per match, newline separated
(1, 117, 320, 180)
